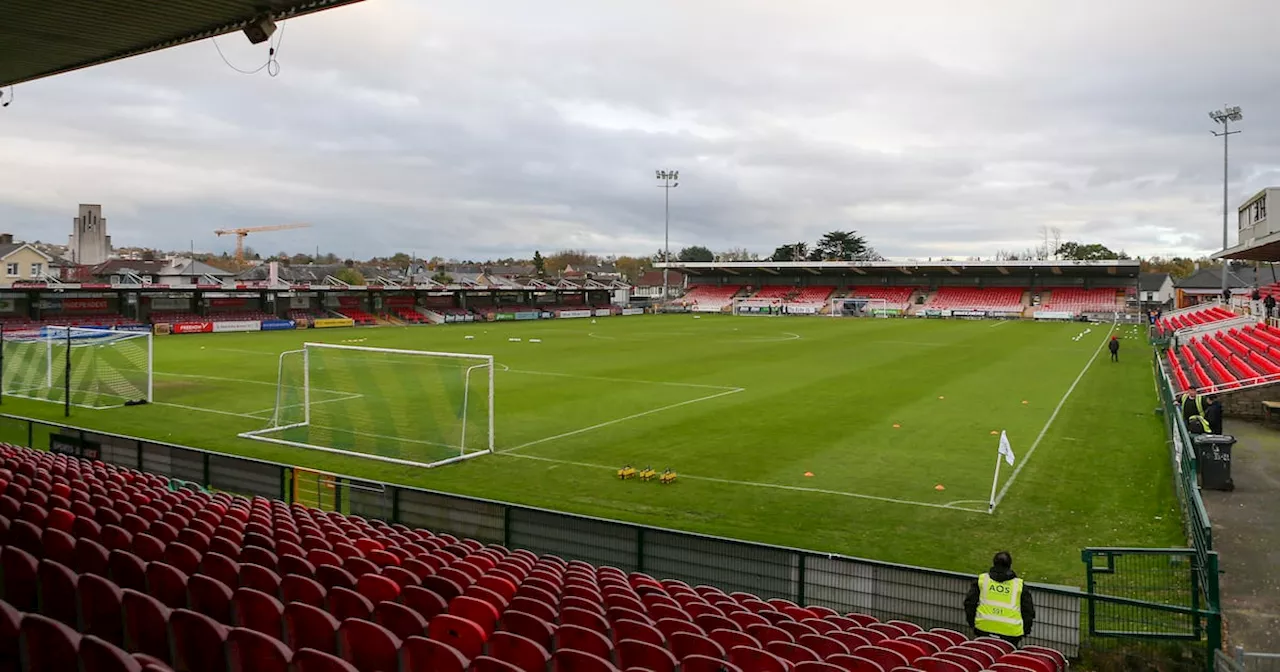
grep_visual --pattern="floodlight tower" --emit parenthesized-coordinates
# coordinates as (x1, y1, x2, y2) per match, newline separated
(655, 170, 680, 302)
(1210, 105, 1242, 299)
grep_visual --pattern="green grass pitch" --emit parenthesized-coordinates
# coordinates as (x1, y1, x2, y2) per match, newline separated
(0, 315, 1183, 585)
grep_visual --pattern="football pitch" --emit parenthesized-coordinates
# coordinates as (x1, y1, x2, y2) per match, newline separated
(0, 315, 1183, 585)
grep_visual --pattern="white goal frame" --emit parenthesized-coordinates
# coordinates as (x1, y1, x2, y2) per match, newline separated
(238, 342, 495, 468)
(830, 297, 890, 318)
(2, 325, 153, 409)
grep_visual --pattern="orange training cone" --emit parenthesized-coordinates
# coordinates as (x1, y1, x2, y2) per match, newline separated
(804, 472, 814, 478)
(935, 484, 946, 491)
(893, 423, 901, 429)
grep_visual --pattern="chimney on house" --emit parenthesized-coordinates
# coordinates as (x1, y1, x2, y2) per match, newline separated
(0, 234, 13, 245)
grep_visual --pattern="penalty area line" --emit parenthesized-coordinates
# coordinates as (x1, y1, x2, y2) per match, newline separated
(502, 453, 986, 513)
(989, 322, 1115, 513)
(500, 387, 745, 454)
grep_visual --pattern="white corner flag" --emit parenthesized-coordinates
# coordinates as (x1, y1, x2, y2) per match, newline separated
(998, 430, 1015, 466)
(989, 431, 1014, 513)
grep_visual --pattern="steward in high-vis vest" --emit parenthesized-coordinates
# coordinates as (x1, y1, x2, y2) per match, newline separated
(964, 551, 1036, 644)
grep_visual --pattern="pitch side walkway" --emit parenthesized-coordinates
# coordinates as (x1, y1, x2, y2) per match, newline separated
(1202, 420, 1280, 652)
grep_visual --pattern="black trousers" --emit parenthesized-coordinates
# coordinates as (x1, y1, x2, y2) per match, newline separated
(1110, 351, 1118, 361)
(975, 628, 1023, 647)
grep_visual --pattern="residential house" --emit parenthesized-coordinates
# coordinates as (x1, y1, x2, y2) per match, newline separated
(563, 263, 620, 280)
(633, 270, 686, 298)
(1172, 266, 1257, 308)
(1138, 272, 1174, 307)
(85, 259, 168, 286)
(160, 258, 237, 286)
(0, 234, 55, 287)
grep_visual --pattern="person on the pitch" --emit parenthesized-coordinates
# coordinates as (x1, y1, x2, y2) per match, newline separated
(1109, 335, 1120, 362)
(965, 551, 1035, 645)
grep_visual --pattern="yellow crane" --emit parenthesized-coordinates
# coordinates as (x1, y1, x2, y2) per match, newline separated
(214, 223, 312, 265)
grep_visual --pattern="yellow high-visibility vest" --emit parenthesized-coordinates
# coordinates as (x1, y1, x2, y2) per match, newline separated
(975, 573, 1024, 637)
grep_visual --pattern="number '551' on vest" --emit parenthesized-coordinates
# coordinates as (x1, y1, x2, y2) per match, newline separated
(975, 573, 1025, 637)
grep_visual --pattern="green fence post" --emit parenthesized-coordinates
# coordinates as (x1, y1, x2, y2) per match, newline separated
(26, 419, 32, 450)
(202, 454, 211, 489)
(1206, 551, 1221, 669)
(281, 467, 290, 503)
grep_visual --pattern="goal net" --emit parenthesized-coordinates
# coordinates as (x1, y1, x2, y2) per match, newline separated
(239, 343, 494, 468)
(1, 326, 153, 409)
(830, 297, 890, 318)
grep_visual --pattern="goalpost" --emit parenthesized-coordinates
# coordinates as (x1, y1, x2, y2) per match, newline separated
(239, 342, 494, 468)
(830, 297, 891, 318)
(1, 325, 152, 410)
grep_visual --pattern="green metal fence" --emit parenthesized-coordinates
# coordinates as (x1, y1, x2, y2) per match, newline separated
(0, 412, 1222, 669)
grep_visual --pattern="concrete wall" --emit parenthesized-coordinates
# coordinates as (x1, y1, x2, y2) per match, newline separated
(1221, 383, 1280, 421)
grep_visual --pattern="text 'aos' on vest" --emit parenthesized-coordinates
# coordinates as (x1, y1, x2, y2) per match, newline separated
(975, 573, 1025, 638)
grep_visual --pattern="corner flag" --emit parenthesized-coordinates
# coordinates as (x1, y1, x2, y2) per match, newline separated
(989, 430, 1014, 513)
(998, 430, 1015, 466)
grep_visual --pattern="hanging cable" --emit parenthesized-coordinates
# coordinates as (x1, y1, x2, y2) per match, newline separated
(212, 19, 287, 76)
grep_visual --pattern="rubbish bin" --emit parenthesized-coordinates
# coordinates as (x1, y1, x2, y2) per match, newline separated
(1192, 434, 1236, 491)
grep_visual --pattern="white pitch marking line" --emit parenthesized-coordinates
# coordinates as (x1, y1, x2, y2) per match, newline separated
(242, 391, 365, 418)
(205, 347, 279, 356)
(152, 401, 259, 419)
(990, 322, 1115, 512)
(989, 321, 1010, 328)
(501, 367, 742, 391)
(154, 370, 352, 396)
(503, 452, 986, 514)
(500, 387, 745, 454)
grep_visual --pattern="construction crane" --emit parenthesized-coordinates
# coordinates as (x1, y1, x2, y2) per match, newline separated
(214, 223, 312, 265)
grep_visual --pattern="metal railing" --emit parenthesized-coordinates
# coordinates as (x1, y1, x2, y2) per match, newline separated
(0, 412, 1221, 668)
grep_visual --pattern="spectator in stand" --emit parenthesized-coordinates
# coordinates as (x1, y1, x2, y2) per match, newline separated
(1223, 288, 1231, 305)
(1252, 287, 1263, 317)
(1108, 335, 1120, 362)
(1266, 293, 1277, 320)
(965, 551, 1034, 645)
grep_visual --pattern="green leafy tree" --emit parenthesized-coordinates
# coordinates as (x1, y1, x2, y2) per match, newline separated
(1056, 242, 1130, 261)
(677, 245, 714, 262)
(770, 242, 809, 261)
(532, 250, 546, 277)
(809, 230, 879, 261)
(334, 267, 365, 286)
(614, 255, 649, 282)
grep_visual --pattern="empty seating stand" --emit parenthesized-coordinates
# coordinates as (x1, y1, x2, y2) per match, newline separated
(928, 288, 1024, 312)
(681, 285, 743, 311)
(1167, 322, 1280, 392)
(847, 287, 915, 312)
(0, 443, 1068, 672)
(1156, 305, 1236, 336)
(1041, 288, 1122, 315)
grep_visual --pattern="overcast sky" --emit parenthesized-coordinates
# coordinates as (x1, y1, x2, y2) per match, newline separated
(1, 0, 1279, 261)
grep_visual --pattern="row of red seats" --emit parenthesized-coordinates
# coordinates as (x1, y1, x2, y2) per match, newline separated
(148, 311, 277, 324)
(1040, 288, 1121, 314)
(682, 286, 744, 309)
(1168, 323, 1280, 392)
(391, 308, 429, 324)
(1156, 305, 1235, 334)
(334, 310, 377, 326)
(846, 288, 915, 311)
(927, 288, 1023, 311)
(0, 443, 1069, 672)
